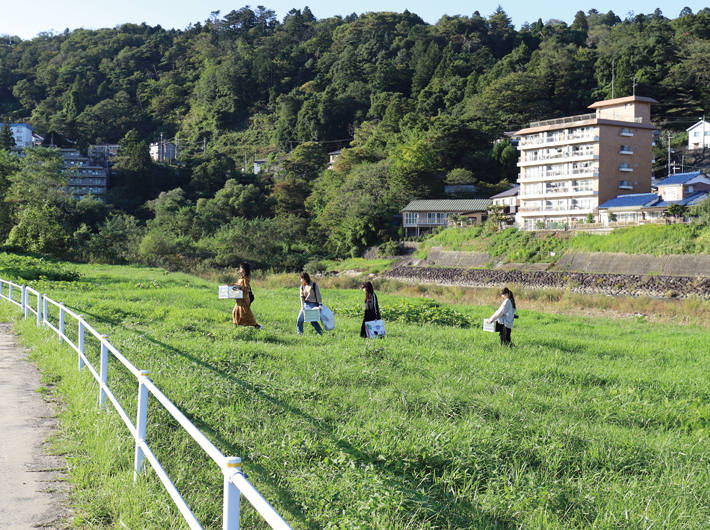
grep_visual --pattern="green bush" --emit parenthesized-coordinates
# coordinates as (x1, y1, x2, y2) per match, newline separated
(0, 253, 81, 282)
(377, 240, 403, 257)
(303, 259, 328, 275)
(334, 299, 470, 327)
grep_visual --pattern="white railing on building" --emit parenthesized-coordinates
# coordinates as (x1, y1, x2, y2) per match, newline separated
(0, 278, 292, 530)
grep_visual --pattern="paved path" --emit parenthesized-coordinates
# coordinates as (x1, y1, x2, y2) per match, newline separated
(0, 324, 68, 529)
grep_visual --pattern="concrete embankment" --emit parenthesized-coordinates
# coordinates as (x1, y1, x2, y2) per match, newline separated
(381, 267, 710, 299)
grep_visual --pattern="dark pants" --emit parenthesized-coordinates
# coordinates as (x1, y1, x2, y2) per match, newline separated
(498, 325, 512, 346)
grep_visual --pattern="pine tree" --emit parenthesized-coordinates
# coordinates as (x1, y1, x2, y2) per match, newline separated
(0, 122, 16, 151)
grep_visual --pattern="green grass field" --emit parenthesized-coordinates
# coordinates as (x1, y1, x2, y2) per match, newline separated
(2, 264, 710, 529)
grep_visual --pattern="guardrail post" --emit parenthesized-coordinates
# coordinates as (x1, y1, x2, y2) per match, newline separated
(223, 457, 242, 530)
(78, 316, 85, 370)
(43, 295, 48, 327)
(9, 283, 13, 303)
(134, 370, 150, 480)
(22, 286, 27, 317)
(36, 293, 41, 327)
(99, 335, 109, 408)
(59, 303, 65, 344)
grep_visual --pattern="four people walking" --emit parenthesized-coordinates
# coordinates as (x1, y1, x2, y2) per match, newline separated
(297, 272, 324, 336)
(229, 267, 518, 345)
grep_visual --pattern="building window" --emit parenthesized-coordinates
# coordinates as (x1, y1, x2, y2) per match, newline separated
(695, 131, 701, 137)
(619, 180, 633, 188)
(620, 145, 632, 153)
(620, 128, 633, 136)
(427, 212, 448, 224)
(619, 163, 632, 171)
(665, 187, 678, 200)
(405, 212, 419, 225)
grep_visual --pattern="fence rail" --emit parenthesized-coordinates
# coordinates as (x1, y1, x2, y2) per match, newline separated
(0, 277, 292, 530)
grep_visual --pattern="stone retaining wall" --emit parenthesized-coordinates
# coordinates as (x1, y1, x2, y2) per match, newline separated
(381, 267, 710, 299)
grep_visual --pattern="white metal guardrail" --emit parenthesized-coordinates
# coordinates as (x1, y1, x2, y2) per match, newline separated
(0, 277, 292, 530)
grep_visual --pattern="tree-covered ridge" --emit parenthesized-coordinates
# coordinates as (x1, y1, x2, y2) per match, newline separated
(0, 6, 708, 265)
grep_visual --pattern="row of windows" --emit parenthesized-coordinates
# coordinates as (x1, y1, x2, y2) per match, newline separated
(405, 212, 449, 224)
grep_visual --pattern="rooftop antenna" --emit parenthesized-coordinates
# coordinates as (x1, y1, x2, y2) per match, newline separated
(632, 77, 637, 96)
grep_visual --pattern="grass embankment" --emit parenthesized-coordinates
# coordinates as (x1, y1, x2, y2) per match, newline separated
(417, 224, 710, 264)
(2, 263, 710, 529)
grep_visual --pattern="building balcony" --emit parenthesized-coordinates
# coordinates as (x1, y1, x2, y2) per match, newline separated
(519, 168, 599, 182)
(519, 134, 598, 148)
(517, 153, 598, 167)
(519, 205, 594, 214)
(521, 188, 597, 199)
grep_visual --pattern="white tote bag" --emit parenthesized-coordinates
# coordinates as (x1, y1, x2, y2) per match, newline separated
(320, 305, 335, 331)
(364, 319, 386, 338)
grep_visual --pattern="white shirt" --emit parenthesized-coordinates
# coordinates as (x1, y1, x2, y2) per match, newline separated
(489, 298, 515, 329)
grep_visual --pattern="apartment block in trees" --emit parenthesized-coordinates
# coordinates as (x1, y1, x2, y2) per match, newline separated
(514, 96, 658, 230)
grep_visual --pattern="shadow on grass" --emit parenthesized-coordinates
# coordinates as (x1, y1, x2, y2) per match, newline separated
(133, 330, 516, 530)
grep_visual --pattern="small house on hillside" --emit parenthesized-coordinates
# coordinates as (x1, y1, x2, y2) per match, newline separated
(687, 120, 710, 150)
(596, 171, 710, 223)
(327, 150, 341, 170)
(402, 199, 493, 237)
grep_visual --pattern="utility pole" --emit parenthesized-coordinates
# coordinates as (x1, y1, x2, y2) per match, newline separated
(632, 77, 637, 97)
(703, 115, 706, 150)
(160, 132, 164, 162)
(667, 131, 674, 175)
(611, 59, 615, 99)
(202, 137, 206, 156)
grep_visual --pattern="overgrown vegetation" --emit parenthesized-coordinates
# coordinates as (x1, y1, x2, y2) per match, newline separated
(418, 224, 710, 264)
(1, 262, 710, 528)
(0, 252, 81, 281)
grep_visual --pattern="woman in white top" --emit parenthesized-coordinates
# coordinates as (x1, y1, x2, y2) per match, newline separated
(487, 287, 516, 346)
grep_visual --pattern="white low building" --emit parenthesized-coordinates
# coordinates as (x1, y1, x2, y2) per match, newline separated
(686, 120, 710, 150)
(0, 123, 34, 148)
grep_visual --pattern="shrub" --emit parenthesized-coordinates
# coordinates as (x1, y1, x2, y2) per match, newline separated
(0, 253, 81, 282)
(377, 240, 403, 257)
(303, 260, 328, 275)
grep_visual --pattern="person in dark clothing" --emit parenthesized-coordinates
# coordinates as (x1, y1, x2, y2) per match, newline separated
(360, 281, 381, 338)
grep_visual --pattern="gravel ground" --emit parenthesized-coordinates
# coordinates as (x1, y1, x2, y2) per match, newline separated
(0, 324, 69, 530)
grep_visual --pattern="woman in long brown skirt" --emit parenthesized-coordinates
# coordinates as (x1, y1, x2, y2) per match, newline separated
(231, 263, 261, 330)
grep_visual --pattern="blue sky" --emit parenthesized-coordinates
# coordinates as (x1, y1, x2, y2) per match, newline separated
(1, 0, 706, 40)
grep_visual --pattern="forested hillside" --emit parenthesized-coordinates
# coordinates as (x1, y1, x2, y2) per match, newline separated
(0, 6, 707, 268)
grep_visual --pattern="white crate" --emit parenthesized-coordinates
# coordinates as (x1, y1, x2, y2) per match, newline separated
(483, 319, 497, 332)
(218, 285, 243, 299)
(303, 308, 320, 322)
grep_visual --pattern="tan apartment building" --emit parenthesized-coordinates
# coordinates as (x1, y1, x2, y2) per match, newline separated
(514, 96, 658, 230)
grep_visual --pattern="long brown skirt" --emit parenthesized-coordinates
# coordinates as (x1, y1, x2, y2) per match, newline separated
(233, 300, 258, 326)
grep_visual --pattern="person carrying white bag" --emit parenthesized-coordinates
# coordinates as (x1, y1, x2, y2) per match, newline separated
(360, 281, 385, 338)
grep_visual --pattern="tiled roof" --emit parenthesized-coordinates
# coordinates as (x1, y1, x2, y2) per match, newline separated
(403, 199, 493, 212)
(656, 190, 710, 207)
(654, 172, 707, 186)
(490, 185, 520, 199)
(596, 193, 660, 209)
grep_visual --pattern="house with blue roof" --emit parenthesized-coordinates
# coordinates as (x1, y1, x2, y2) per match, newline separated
(596, 172, 710, 223)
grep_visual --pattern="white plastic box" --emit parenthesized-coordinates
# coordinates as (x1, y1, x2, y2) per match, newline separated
(483, 319, 497, 332)
(303, 308, 321, 322)
(218, 285, 243, 299)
